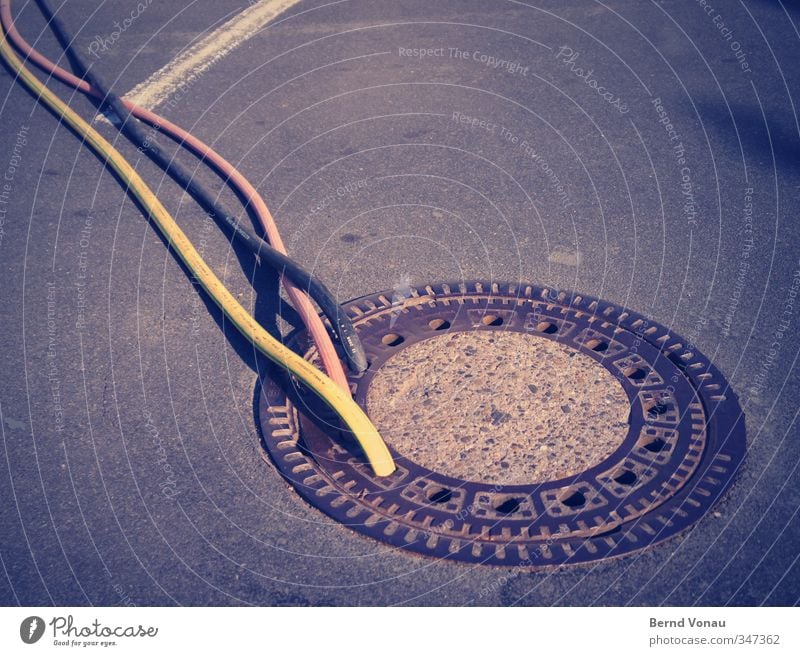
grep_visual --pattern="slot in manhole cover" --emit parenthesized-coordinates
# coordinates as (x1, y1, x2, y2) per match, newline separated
(258, 281, 746, 567)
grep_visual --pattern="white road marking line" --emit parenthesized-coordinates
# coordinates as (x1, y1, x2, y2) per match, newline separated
(120, 0, 302, 112)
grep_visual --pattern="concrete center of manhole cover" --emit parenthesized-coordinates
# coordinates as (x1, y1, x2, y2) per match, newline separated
(366, 330, 631, 485)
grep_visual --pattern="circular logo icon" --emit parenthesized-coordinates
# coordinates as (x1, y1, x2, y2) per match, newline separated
(20, 616, 45, 644)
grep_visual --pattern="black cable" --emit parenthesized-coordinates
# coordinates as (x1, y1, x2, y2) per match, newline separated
(35, 0, 367, 373)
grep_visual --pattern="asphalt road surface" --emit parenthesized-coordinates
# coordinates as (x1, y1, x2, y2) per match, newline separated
(1, 0, 799, 606)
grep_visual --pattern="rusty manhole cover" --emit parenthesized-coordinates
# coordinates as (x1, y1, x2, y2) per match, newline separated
(258, 282, 746, 567)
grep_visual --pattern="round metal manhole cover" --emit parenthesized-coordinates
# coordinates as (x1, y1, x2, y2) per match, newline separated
(258, 282, 746, 567)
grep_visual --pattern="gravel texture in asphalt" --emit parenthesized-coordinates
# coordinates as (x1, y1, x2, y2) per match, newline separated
(1, 0, 798, 605)
(367, 330, 631, 484)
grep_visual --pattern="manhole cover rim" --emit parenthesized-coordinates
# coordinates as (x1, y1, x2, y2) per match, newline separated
(258, 280, 746, 568)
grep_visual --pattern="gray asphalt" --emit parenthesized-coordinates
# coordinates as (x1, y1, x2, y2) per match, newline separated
(1, 0, 799, 606)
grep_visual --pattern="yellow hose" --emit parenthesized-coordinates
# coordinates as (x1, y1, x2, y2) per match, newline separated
(0, 27, 395, 476)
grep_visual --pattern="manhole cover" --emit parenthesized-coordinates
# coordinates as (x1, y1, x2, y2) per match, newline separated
(258, 282, 746, 567)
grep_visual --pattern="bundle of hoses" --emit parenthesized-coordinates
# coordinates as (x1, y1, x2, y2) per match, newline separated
(31, 0, 368, 378)
(0, 0, 395, 476)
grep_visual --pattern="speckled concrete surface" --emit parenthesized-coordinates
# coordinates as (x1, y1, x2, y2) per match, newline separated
(366, 330, 631, 484)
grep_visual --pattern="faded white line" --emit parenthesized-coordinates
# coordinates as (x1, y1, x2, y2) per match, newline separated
(121, 0, 302, 111)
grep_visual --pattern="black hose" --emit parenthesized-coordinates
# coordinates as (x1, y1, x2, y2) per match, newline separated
(35, 0, 367, 373)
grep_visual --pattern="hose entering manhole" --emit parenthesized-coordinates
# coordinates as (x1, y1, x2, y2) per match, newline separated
(258, 281, 746, 567)
(367, 330, 631, 485)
